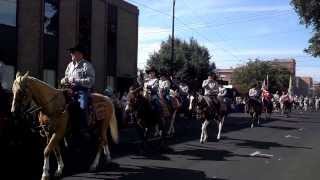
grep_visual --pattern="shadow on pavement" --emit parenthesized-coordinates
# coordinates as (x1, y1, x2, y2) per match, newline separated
(62, 163, 227, 180)
(224, 137, 313, 150)
(3, 112, 315, 179)
(169, 146, 271, 161)
(260, 125, 300, 131)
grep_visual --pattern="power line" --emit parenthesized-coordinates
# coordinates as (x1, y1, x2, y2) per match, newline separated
(179, 0, 244, 63)
(175, 11, 292, 30)
(130, 0, 314, 67)
(128, 0, 291, 31)
(126, 0, 243, 62)
(138, 12, 292, 36)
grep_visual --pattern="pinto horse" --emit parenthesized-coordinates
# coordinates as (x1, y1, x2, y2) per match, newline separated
(189, 94, 228, 143)
(11, 72, 118, 180)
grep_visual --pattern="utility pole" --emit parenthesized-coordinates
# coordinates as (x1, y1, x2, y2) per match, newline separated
(171, 0, 175, 76)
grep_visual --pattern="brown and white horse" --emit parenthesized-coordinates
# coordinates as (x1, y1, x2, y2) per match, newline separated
(11, 72, 118, 180)
(189, 94, 228, 143)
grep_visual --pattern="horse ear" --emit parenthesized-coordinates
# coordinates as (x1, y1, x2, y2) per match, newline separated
(23, 71, 29, 79)
(16, 71, 21, 78)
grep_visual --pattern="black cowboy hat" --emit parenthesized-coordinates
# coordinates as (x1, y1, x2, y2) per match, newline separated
(159, 69, 169, 77)
(68, 44, 87, 54)
(145, 66, 158, 74)
(208, 70, 217, 76)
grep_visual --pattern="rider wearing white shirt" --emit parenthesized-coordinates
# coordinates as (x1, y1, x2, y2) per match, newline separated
(144, 67, 161, 113)
(202, 71, 220, 109)
(60, 44, 95, 132)
(179, 82, 189, 96)
(158, 73, 171, 100)
(144, 67, 159, 98)
(248, 83, 261, 102)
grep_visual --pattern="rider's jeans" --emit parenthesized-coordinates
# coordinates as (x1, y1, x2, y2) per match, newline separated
(78, 90, 89, 110)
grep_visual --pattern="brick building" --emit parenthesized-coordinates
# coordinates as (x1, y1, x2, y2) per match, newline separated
(0, 0, 138, 92)
(216, 69, 234, 85)
(295, 76, 313, 96)
(269, 59, 296, 77)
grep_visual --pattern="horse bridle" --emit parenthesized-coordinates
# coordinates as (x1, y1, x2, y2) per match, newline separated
(15, 78, 61, 115)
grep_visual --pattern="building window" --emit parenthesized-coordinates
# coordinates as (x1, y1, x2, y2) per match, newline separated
(43, 69, 56, 87)
(43, 0, 59, 74)
(107, 3, 117, 76)
(0, 63, 14, 90)
(0, 0, 17, 66)
(79, 0, 92, 60)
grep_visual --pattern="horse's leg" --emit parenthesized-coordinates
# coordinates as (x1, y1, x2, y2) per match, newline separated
(103, 141, 111, 162)
(91, 123, 109, 170)
(200, 121, 205, 143)
(90, 147, 102, 171)
(54, 146, 64, 177)
(42, 153, 50, 180)
(154, 124, 160, 137)
(167, 110, 177, 136)
(203, 120, 210, 143)
(42, 115, 67, 180)
(250, 113, 254, 128)
(217, 116, 225, 140)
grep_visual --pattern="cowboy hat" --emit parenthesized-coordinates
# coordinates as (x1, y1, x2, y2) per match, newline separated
(68, 44, 87, 54)
(145, 66, 158, 74)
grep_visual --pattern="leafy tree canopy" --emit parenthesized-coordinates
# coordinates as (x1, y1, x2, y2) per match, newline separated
(232, 60, 291, 94)
(147, 37, 215, 89)
(291, 0, 320, 57)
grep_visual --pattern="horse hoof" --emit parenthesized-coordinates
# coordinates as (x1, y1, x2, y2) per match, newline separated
(89, 165, 98, 172)
(41, 176, 49, 180)
(55, 170, 63, 177)
(106, 156, 111, 162)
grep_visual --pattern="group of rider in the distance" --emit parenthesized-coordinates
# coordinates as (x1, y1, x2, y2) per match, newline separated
(119, 66, 320, 125)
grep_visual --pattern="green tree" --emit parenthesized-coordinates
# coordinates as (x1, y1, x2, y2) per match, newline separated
(232, 60, 291, 94)
(147, 37, 214, 84)
(291, 0, 320, 57)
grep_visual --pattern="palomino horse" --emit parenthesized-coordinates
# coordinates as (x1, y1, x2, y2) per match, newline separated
(11, 72, 118, 180)
(245, 98, 262, 128)
(189, 94, 228, 143)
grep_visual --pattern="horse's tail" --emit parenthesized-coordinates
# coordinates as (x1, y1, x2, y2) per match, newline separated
(109, 104, 119, 144)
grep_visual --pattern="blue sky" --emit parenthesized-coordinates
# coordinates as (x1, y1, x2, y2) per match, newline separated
(126, 0, 320, 82)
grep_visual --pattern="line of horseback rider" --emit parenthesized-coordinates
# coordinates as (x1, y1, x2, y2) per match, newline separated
(52, 43, 305, 133)
(246, 82, 293, 113)
(139, 66, 234, 118)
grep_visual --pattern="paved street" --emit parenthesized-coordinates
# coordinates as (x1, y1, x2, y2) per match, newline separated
(60, 112, 320, 180)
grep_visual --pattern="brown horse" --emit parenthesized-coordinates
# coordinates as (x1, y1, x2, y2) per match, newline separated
(11, 72, 118, 180)
(245, 97, 262, 128)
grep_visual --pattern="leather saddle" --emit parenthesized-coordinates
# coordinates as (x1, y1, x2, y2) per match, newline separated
(63, 90, 105, 130)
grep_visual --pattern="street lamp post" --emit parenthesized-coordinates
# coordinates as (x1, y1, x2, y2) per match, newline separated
(171, 0, 175, 76)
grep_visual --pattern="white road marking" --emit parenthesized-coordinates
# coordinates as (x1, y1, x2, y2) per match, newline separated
(250, 151, 274, 158)
(285, 134, 300, 139)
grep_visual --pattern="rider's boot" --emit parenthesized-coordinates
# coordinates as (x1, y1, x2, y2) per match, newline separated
(79, 109, 91, 141)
